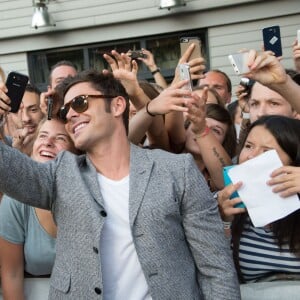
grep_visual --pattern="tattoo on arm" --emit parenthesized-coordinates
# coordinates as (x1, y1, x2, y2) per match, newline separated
(212, 147, 226, 167)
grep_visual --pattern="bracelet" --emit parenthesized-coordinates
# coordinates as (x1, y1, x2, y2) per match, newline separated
(195, 126, 210, 139)
(146, 101, 156, 117)
(151, 68, 160, 75)
(223, 221, 232, 230)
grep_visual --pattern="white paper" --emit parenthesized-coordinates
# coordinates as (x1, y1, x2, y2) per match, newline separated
(228, 150, 300, 227)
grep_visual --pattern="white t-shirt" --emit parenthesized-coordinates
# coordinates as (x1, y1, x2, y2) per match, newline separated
(98, 173, 152, 300)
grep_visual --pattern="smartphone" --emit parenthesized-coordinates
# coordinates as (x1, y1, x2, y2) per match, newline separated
(128, 50, 147, 59)
(239, 77, 255, 94)
(5, 71, 29, 113)
(180, 37, 202, 61)
(262, 25, 282, 57)
(297, 29, 300, 46)
(47, 97, 53, 120)
(178, 63, 192, 91)
(228, 52, 250, 75)
(223, 166, 245, 208)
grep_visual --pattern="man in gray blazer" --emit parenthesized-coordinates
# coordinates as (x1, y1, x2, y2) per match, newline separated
(0, 70, 240, 299)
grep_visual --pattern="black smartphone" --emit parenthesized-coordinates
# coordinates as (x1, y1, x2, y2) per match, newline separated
(128, 50, 147, 59)
(47, 97, 53, 120)
(262, 25, 282, 57)
(5, 71, 29, 113)
(180, 37, 202, 61)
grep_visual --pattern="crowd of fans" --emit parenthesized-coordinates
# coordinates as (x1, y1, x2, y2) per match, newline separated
(0, 30, 299, 299)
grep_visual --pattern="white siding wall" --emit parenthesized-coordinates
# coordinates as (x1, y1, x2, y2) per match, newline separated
(0, 53, 28, 78)
(0, 0, 299, 79)
(209, 14, 300, 89)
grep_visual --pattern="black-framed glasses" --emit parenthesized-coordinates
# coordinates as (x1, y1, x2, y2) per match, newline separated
(59, 94, 117, 122)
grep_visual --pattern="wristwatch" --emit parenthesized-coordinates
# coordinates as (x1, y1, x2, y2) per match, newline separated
(151, 68, 160, 75)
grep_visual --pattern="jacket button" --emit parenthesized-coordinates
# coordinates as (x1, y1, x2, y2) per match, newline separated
(93, 247, 99, 254)
(100, 210, 107, 217)
(94, 287, 102, 294)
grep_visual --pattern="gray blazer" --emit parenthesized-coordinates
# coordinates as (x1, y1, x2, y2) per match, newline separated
(0, 143, 240, 299)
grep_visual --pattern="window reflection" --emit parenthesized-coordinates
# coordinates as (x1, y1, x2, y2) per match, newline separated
(28, 30, 206, 90)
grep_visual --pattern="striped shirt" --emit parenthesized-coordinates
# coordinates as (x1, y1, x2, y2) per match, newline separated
(239, 218, 300, 282)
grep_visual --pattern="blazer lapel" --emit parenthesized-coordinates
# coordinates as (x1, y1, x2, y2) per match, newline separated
(129, 144, 153, 227)
(81, 156, 105, 207)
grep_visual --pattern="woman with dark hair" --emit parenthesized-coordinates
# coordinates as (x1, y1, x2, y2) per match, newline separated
(217, 115, 300, 298)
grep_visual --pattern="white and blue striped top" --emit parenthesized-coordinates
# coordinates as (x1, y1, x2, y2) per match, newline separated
(239, 218, 300, 283)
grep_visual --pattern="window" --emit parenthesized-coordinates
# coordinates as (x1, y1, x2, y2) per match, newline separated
(27, 29, 207, 91)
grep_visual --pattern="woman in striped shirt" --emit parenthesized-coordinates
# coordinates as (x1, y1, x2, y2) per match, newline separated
(218, 115, 300, 285)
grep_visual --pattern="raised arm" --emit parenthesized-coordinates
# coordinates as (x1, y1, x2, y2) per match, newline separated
(165, 43, 206, 152)
(292, 40, 300, 73)
(246, 49, 300, 113)
(138, 48, 168, 89)
(128, 81, 191, 148)
(185, 89, 232, 190)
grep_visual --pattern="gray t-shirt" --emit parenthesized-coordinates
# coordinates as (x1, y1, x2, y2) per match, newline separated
(0, 195, 56, 275)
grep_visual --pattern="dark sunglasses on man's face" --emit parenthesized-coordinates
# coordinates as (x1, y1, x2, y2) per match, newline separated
(60, 94, 116, 122)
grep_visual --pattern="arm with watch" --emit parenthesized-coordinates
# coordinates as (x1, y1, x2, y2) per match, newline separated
(137, 49, 168, 89)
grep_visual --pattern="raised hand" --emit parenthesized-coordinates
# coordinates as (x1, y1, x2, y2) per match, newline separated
(146, 80, 192, 116)
(103, 50, 140, 98)
(0, 82, 11, 117)
(246, 49, 287, 85)
(172, 43, 206, 85)
(292, 40, 300, 72)
(217, 182, 246, 222)
(267, 165, 300, 197)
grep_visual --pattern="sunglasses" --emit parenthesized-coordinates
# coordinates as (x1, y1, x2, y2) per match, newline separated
(60, 94, 116, 122)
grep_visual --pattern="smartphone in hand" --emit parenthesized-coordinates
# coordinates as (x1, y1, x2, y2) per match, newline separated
(47, 97, 53, 120)
(262, 25, 282, 57)
(178, 63, 192, 91)
(180, 37, 202, 61)
(228, 52, 250, 75)
(223, 166, 245, 208)
(5, 71, 29, 113)
(297, 29, 300, 46)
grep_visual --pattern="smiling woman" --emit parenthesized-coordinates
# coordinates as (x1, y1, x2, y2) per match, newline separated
(0, 117, 78, 300)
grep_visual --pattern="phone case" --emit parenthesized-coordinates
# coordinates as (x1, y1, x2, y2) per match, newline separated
(180, 37, 202, 61)
(6, 71, 29, 113)
(228, 52, 250, 75)
(262, 26, 282, 57)
(178, 63, 192, 91)
(223, 165, 245, 208)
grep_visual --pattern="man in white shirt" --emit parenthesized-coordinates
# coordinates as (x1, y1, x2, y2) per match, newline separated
(0, 70, 240, 299)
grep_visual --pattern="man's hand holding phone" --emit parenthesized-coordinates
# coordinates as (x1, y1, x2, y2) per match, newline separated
(0, 82, 11, 117)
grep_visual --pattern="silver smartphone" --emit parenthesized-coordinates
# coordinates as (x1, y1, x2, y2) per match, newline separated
(228, 52, 250, 75)
(178, 63, 192, 91)
(297, 29, 300, 46)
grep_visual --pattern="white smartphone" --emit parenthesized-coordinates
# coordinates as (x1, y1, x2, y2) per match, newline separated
(228, 52, 250, 75)
(297, 29, 300, 46)
(178, 63, 192, 91)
